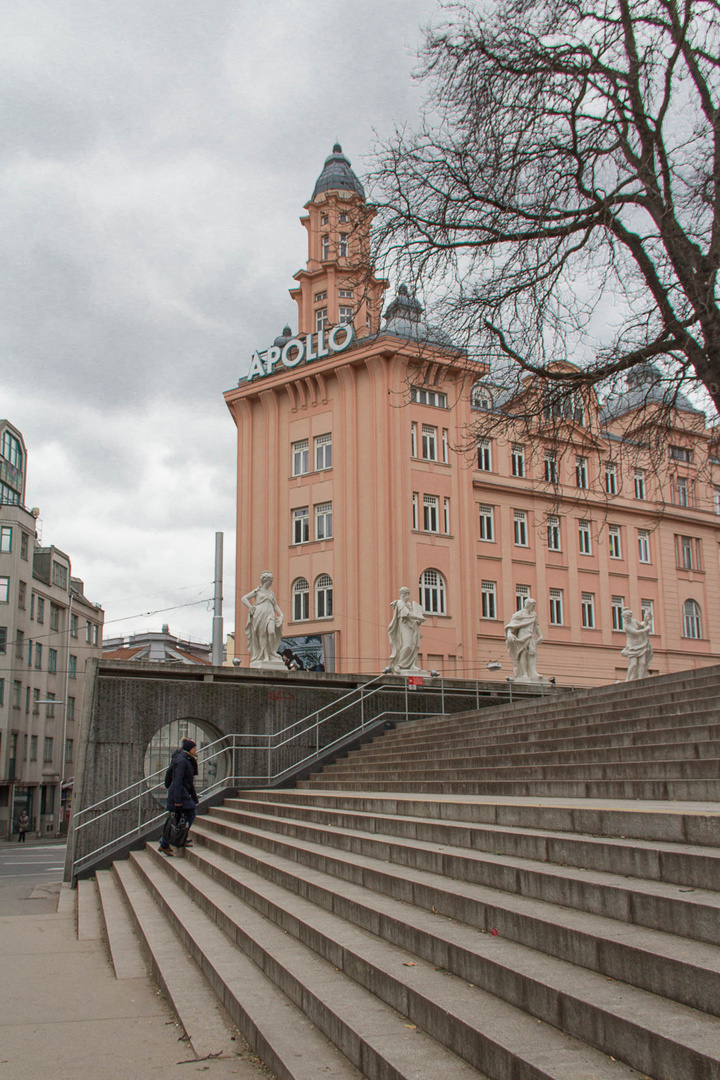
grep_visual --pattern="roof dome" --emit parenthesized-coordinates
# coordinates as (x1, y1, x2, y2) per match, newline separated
(312, 144, 365, 201)
(273, 325, 293, 348)
(381, 285, 454, 348)
(600, 362, 701, 420)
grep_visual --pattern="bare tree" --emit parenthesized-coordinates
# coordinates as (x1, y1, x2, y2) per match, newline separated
(371, 0, 720, 422)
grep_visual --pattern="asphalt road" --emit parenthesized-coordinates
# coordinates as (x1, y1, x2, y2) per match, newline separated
(0, 841, 67, 915)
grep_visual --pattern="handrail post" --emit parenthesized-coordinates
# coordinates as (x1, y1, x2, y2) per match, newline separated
(404, 677, 409, 723)
(476, 680, 480, 709)
(360, 682, 365, 728)
(440, 677, 445, 714)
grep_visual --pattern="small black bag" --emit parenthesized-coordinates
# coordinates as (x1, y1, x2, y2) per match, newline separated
(161, 811, 189, 849)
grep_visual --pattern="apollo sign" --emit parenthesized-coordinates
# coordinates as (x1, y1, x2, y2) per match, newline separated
(247, 324, 355, 381)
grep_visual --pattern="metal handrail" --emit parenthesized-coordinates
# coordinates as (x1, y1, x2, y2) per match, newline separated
(70, 676, 543, 876)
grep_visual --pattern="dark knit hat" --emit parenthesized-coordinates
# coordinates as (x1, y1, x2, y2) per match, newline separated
(182, 738, 197, 752)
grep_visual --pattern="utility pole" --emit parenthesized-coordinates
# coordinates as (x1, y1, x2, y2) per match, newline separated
(212, 532, 224, 666)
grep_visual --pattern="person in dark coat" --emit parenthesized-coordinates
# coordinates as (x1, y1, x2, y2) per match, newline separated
(159, 738, 199, 856)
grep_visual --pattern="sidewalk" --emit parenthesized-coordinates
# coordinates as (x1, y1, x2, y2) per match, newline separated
(0, 885, 273, 1080)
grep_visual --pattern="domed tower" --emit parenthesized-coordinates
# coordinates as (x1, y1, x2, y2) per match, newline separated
(289, 144, 387, 340)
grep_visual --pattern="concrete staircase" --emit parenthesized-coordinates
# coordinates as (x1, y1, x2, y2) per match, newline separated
(84, 666, 720, 1080)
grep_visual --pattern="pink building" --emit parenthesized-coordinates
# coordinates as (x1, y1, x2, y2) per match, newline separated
(224, 146, 720, 685)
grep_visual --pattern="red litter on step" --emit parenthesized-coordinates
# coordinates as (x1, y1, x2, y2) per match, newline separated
(491, 929, 499, 936)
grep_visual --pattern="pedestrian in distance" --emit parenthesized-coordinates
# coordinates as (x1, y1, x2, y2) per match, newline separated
(17, 810, 29, 843)
(159, 738, 199, 857)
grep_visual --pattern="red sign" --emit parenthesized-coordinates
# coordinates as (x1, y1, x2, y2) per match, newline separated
(407, 676, 424, 688)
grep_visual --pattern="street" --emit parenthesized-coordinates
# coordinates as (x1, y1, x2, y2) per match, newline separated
(0, 841, 67, 915)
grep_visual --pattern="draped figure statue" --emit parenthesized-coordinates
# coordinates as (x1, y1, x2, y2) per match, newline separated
(505, 598, 548, 683)
(388, 587, 426, 675)
(241, 572, 286, 669)
(621, 608, 653, 681)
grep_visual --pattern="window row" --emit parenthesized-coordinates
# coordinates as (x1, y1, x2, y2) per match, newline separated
(413, 494, 451, 534)
(411, 423, 450, 463)
(292, 434, 332, 476)
(477, 507, 654, 563)
(292, 503, 333, 544)
(291, 575, 334, 622)
(1, 629, 79, 677)
(4, 682, 76, 718)
(321, 233, 349, 260)
(315, 307, 354, 331)
(0, 526, 30, 559)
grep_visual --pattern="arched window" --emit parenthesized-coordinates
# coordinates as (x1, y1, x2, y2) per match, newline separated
(419, 569, 446, 615)
(682, 599, 702, 639)
(292, 578, 309, 622)
(470, 383, 493, 411)
(315, 574, 333, 619)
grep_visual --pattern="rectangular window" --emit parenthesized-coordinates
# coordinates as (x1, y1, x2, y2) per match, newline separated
(67, 696, 75, 721)
(0, 526, 11, 552)
(292, 439, 309, 476)
(30, 734, 37, 760)
(12, 680, 21, 708)
(641, 599, 655, 633)
(293, 507, 310, 544)
(605, 463, 617, 496)
(676, 535, 701, 571)
(338, 288, 353, 298)
(511, 445, 525, 477)
(423, 495, 439, 532)
(410, 387, 448, 409)
(34, 643, 42, 669)
(477, 439, 491, 471)
(44, 737, 53, 763)
(48, 648, 57, 674)
(581, 592, 596, 629)
(65, 738, 74, 764)
(338, 233, 348, 257)
(715, 487, 720, 515)
(315, 433, 332, 471)
(576, 457, 588, 489)
(315, 502, 332, 540)
(412, 492, 418, 530)
(45, 692, 56, 719)
(20, 531, 28, 559)
(27, 638, 32, 667)
(638, 530, 650, 563)
(634, 470, 646, 500)
(69, 654, 77, 678)
(338, 306, 353, 324)
(516, 584, 530, 611)
(52, 561, 68, 589)
(18, 581, 26, 609)
(85, 620, 92, 643)
(514, 510, 528, 547)
(674, 476, 694, 507)
(32, 688, 39, 715)
(549, 588, 563, 625)
(442, 429, 449, 463)
(478, 505, 494, 542)
(670, 445, 692, 462)
(608, 525, 621, 559)
(544, 453, 558, 484)
(578, 520, 592, 555)
(50, 604, 60, 631)
(315, 307, 329, 332)
(0, 577, 8, 604)
(443, 497, 451, 534)
(0, 678, 3, 706)
(321, 235, 330, 260)
(70, 613, 78, 638)
(611, 596, 624, 631)
(314, 290, 327, 302)
(411, 423, 417, 457)
(422, 425, 438, 461)
(15, 629, 23, 660)
(481, 580, 497, 619)
(547, 516, 561, 551)
(36, 596, 44, 623)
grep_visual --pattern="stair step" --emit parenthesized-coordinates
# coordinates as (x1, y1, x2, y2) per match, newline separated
(112, 856, 237, 1061)
(201, 808, 720, 945)
(134, 847, 483, 1080)
(299, 776, 720, 800)
(148, 838, 646, 1080)
(95, 869, 146, 979)
(76, 876, 103, 941)
(190, 818, 720, 1017)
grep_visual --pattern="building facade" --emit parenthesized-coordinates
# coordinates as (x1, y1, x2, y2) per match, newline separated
(0, 420, 104, 838)
(103, 624, 212, 665)
(224, 147, 720, 685)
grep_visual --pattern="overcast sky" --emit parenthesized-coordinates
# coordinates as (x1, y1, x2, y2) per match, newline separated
(2, 0, 440, 644)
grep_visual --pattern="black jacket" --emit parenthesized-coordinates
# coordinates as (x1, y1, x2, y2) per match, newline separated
(166, 749, 199, 809)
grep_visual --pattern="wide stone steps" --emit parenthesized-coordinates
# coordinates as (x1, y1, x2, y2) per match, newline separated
(300, 774, 720, 799)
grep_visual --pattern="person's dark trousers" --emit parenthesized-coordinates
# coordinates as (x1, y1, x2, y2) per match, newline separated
(18, 832, 26, 843)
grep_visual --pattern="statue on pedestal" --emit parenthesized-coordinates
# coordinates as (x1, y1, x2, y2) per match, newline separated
(241, 572, 286, 670)
(388, 587, 427, 675)
(505, 598, 548, 683)
(621, 608, 653, 681)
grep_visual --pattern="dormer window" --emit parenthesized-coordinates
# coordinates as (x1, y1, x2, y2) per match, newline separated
(321, 235, 330, 260)
(471, 384, 492, 410)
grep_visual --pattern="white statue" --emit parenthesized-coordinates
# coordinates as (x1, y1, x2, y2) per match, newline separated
(388, 587, 427, 675)
(241, 572, 286, 670)
(505, 598, 548, 683)
(621, 608, 653, 681)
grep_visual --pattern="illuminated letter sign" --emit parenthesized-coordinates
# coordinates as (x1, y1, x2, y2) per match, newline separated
(247, 324, 354, 381)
